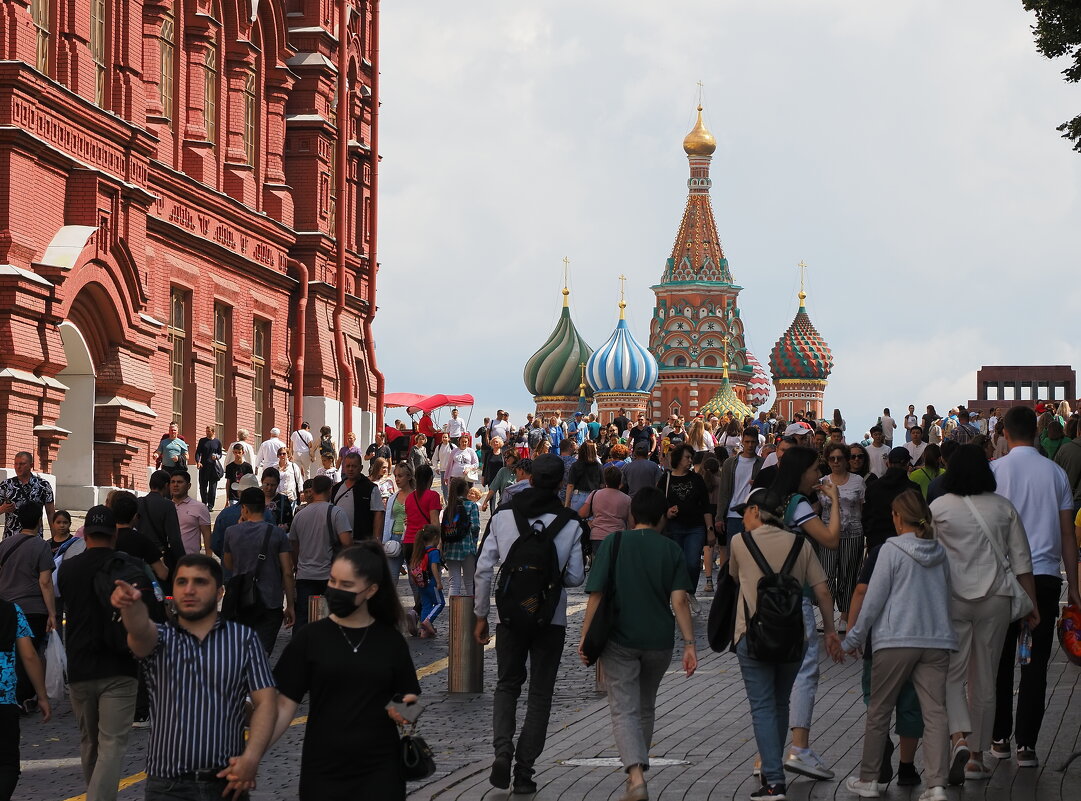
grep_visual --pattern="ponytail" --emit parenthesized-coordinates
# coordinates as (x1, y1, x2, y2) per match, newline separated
(891, 489, 934, 539)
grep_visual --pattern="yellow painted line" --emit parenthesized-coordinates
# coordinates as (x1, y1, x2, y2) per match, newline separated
(62, 602, 590, 800)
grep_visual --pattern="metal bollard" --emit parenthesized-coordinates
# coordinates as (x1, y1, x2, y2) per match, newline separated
(595, 659, 607, 694)
(309, 595, 328, 624)
(448, 595, 483, 693)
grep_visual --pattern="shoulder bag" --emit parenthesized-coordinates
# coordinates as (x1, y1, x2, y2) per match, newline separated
(400, 721, 436, 780)
(581, 530, 622, 666)
(707, 557, 739, 653)
(963, 496, 1033, 621)
(221, 525, 273, 623)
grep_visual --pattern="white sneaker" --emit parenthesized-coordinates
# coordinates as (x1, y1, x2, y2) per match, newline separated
(784, 750, 834, 780)
(989, 738, 1010, 759)
(844, 776, 880, 797)
(918, 787, 947, 801)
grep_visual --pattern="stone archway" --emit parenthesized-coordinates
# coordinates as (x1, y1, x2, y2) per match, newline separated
(53, 322, 97, 509)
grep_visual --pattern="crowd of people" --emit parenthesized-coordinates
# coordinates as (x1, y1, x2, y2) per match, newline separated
(0, 397, 1078, 801)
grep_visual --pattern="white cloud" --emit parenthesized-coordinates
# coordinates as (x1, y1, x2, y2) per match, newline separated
(373, 0, 1081, 428)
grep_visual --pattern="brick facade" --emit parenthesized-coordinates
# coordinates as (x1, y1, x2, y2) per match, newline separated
(0, 0, 382, 504)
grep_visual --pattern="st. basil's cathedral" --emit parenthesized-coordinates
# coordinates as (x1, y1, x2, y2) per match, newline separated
(523, 104, 835, 424)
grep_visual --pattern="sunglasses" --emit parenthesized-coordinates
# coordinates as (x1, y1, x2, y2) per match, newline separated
(848, 453, 866, 460)
(827, 456, 847, 463)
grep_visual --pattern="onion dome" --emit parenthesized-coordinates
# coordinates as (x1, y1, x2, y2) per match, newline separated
(683, 105, 717, 156)
(700, 362, 754, 421)
(523, 287, 594, 397)
(769, 288, 834, 381)
(586, 300, 659, 395)
(745, 350, 772, 409)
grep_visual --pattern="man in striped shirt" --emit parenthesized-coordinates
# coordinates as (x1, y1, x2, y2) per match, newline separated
(111, 553, 276, 799)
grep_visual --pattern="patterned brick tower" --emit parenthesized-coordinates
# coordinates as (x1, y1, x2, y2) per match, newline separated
(769, 282, 834, 420)
(649, 105, 754, 422)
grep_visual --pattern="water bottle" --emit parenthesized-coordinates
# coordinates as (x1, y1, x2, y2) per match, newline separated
(1018, 623, 1032, 666)
(150, 579, 165, 603)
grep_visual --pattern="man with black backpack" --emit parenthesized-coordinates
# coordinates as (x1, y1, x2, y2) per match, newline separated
(473, 453, 585, 795)
(58, 504, 163, 801)
(222, 487, 295, 654)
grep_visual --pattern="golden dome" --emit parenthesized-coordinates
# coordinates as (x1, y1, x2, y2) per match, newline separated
(682, 105, 716, 156)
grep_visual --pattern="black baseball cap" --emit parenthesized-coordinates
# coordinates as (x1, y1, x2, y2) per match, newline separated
(530, 454, 565, 490)
(732, 487, 777, 517)
(887, 447, 913, 466)
(84, 504, 116, 536)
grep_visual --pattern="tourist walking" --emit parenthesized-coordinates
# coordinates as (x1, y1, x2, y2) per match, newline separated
(657, 444, 713, 598)
(0, 593, 49, 800)
(578, 487, 697, 801)
(0, 502, 56, 708)
(578, 467, 632, 551)
(222, 487, 296, 654)
(818, 442, 866, 634)
(410, 525, 445, 638)
(448, 435, 480, 487)
(841, 490, 957, 801)
(290, 422, 315, 479)
(565, 441, 603, 513)
(57, 505, 142, 801)
(109, 555, 276, 800)
(270, 543, 421, 800)
(908, 444, 943, 499)
(440, 478, 479, 597)
(48, 509, 84, 634)
(729, 487, 837, 800)
(990, 406, 1081, 768)
(194, 426, 224, 510)
(170, 470, 212, 555)
(256, 427, 288, 473)
(331, 453, 383, 542)
(930, 444, 1036, 783)
(273, 446, 305, 504)
(0, 452, 56, 540)
(289, 475, 352, 631)
(474, 454, 585, 795)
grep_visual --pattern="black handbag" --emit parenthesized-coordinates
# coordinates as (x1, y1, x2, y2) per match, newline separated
(581, 531, 622, 666)
(401, 724, 436, 780)
(221, 525, 272, 623)
(706, 558, 739, 653)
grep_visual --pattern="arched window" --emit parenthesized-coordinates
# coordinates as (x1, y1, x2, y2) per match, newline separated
(30, 0, 50, 73)
(90, 0, 107, 106)
(159, 10, 175, 123)
(674, 356, 687, 368)
(204, 47, 218, 146)
(242, 70, 256, 165)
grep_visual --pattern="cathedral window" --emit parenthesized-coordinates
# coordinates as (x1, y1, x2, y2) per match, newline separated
(159, 11, 175, 121)
(30, 0, 49, 73)
(243, 70, 257, 165)
(204, 47, 218, 147)
(90, 0, 107, 106)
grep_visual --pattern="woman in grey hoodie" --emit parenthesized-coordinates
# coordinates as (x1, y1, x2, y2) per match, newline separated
(841, 490, 958, 801)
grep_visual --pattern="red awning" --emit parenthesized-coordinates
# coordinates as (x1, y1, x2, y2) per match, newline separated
(382, 393, 474, 413)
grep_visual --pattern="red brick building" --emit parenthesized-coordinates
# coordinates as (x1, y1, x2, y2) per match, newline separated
(967, 365, 1076, 414)
(0, 0, 383, 506)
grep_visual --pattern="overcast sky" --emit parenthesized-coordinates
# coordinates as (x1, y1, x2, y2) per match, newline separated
(372, 0, 1081, 433)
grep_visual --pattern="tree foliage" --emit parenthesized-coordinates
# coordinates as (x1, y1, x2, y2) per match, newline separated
(1023, 0, 1081, 152)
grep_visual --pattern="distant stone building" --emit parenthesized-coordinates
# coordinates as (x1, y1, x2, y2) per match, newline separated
(0, 0, 383, 505)
(968, 366, 1076, 414)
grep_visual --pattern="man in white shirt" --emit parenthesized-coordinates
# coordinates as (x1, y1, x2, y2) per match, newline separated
(879, 409, 897, 446)
(489, 410, 513, 444)
(290, 422, 315, 478)
(444, 408, 467, 439)
(715, 428, 764, 550)
(990, 405, 1081, 768)
(903, 425, 928, 465)
(229, 429, 257, 469)
(256, 427, 288, 472)
(865, 426, 891, 478)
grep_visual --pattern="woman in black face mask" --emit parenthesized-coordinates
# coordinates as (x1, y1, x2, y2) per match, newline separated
(270, 541, 421, 800)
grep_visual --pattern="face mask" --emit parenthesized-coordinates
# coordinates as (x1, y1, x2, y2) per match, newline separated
(325, 586, 361, 618)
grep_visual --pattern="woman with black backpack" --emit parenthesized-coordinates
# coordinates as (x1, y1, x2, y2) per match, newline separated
(729, 487, 839, 801)
(442, 477, 480, 596)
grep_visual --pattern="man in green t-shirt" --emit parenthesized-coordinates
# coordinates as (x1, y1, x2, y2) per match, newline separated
(579, 487, 697, 801)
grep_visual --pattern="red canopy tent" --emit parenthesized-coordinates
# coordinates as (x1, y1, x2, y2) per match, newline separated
(382, 393, 474, 413)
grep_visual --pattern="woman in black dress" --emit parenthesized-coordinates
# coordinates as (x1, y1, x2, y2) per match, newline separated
(272, 542, 421, 800)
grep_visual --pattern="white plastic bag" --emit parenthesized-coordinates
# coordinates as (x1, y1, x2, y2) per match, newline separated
(44, 630, 67, 702)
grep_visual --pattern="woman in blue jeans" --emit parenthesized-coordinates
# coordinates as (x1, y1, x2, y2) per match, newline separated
(730, 487, 840, 800)
(657, 445, 713, 603)
(766, 446, 841, 780)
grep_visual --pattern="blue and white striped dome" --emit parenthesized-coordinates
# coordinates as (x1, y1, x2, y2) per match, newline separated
(586, 313, 659, 395)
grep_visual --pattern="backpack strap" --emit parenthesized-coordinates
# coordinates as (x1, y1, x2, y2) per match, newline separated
(254, 524, 273, 580)
(740, 530, 775, 578)
(779, 535, 804, 577)
(0, 535, 33, 572)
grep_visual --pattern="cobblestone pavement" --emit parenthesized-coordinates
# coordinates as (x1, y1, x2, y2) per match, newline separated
(20, 574, 1081, 801)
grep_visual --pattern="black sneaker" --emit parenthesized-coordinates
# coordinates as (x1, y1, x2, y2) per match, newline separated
(879, 738, 895, 784)
(897, 762, 920, 786)
(750, 784, 786, 800)
(490, 755, 511, 789)
(512, 775, 538, 795)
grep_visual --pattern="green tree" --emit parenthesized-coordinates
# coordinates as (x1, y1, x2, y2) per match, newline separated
(1023, 1, 1081, 152)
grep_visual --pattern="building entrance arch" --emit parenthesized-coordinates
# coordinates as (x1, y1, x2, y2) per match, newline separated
(53, 322, 98, 509)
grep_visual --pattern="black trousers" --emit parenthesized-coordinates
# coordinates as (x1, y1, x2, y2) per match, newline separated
(15, 613, 46, 705)
(246, 608, 284, 656)
(198, 468, 219, 510)
(0, 705, 19, 801)
(993, 574, 1061, 748)
(492, 623, 566, 780)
